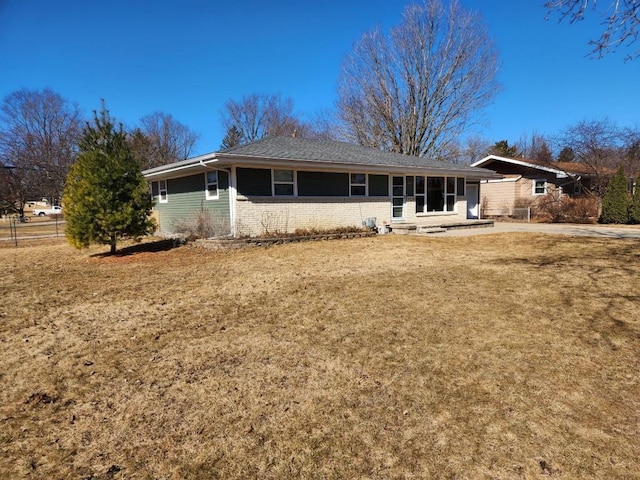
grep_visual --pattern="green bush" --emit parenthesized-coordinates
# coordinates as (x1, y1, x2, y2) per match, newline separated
(600, 165, 630, 224)
(630, 173, 640, 224)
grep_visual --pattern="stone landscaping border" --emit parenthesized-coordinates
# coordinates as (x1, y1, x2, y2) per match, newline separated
(194, 231, 377, 250)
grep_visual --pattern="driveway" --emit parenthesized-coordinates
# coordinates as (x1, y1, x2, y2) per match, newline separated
(442, 221, 640, 239)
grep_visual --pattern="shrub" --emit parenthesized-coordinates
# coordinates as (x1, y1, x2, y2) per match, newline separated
(173, 210, 227, 240)
(534, 195, 599, 223)
(257, 226, 370, 239)
(531, 194, 562, 222)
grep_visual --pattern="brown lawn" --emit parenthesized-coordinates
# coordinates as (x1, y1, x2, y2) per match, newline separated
(0, 217, 65, 241)
(1, 234, 639, 479)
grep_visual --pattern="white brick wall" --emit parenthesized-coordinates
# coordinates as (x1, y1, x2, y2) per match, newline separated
(235, 197, 390, 236)
(234, 196, 468, 236)
(406, 198, 468, 225)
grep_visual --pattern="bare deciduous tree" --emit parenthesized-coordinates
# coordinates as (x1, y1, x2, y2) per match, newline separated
(0, 163, 19, 215)
(132, 112, 198, 169)
(220, 93, 309, 146)
(517, 132, 554, 163)
(444, 135, 492, 165)
(622, 127, 640, 175)
(337, 0, 501, 160)
(545, 0, 640, 59)
(0, 88, 83, 214)
(556, 119, 626, 196)
(304, 109, 341, 142)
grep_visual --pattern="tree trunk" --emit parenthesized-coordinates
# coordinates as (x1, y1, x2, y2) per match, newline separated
(110, 236, 117, 254)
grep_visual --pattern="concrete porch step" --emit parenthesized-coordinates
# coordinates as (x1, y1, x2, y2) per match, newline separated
(417, 226, 447, 235)
(388, 223, 416, 235)
(388, 220, 494, 235)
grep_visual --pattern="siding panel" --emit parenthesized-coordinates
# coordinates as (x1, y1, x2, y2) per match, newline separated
(153, 172, 231, 235)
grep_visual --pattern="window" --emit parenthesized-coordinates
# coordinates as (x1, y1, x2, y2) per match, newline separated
(350, 173, 366, 196)
(205, 171, 218, 199)
(415, 176, 425, 212)
(446, 177, 456, 211)
(405, 176, 414, 196)
(427, 177, 445, 212)
(298, 171, 349, 196)
(456, 177, 465, 196)
(573, 183, 581, 195)
(533, 179, 547, 195)
(237, 167, 272, 196)
(273, 169, 294, 196)
(158, 179, 167, 203)
(368, 174, 389, 196)
(392, 176, 405, 218)
(415, 176, 456, 213)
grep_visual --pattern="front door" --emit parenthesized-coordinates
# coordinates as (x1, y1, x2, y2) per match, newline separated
(392, 176, 405, 221)
(467, 183, 479, 219)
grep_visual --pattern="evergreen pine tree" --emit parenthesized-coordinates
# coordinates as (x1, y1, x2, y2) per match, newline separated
(220, 125, 243, 150)
(64, 105, 155, 253)
(629, 172, 640, 224)
(557, 146, 575, 163)
(489, 140, 519, 157)
(600, 165, 630, 224)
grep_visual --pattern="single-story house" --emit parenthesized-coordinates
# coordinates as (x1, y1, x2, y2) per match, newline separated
(470, 154, 597, 217)
(143, 136, 500, 237)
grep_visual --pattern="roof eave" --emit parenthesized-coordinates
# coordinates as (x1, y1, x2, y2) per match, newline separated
(143, 150, 500, 181)
(218, 153, 499, 178)
(143, 152, 219, 178)
(472, 154, 577, 177)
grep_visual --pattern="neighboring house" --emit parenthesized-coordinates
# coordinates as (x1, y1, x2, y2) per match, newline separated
(143, 136, 500, 237)
(471, 155, 596, 217)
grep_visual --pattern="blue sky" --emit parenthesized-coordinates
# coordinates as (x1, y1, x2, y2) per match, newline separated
(1, 0, 638, 156)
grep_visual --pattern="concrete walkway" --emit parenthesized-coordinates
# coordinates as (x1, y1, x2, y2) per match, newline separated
(440, 221, 640, 239)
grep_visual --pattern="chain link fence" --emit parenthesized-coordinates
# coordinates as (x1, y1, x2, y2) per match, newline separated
(0, 215, 65, 246)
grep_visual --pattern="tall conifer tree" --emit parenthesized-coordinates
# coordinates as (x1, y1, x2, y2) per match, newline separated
(600, 165, 629, 224)
(64, 105, 155, 253)
(630, 172, 640, 224)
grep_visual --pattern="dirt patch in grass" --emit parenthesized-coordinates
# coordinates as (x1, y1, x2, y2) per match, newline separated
(1, 234, 639, 479)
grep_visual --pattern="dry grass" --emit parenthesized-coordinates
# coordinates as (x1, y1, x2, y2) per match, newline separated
(0, 218, 65, 240)
(1, 234, 639, 479)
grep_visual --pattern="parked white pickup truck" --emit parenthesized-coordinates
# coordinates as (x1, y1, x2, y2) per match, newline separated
(33, 205, 63, 216)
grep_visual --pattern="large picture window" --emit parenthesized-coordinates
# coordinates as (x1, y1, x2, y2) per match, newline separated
(427, 177, 445, 212)
(415, 176, 457, 213)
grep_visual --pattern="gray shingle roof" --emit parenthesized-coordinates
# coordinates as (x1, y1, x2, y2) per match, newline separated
(220, 136, 480, 173)
(144, 136, 499, 178)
